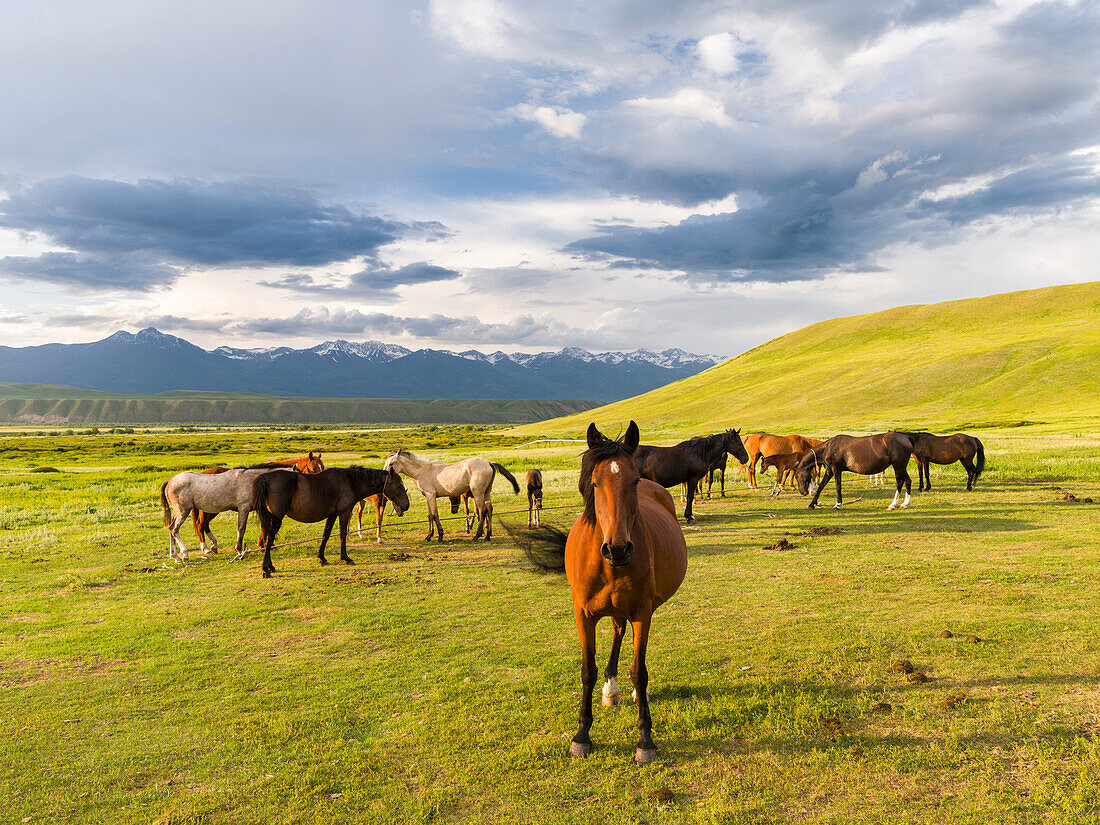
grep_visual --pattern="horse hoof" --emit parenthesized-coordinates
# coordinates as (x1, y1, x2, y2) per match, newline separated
(568, 740, 591, 758)
(635, 747, 657, 765)
(319, 558, 329, 566)
(262, 569, 273, 578)
(601, 692, 620, 707)
(343, 558, 356, 565)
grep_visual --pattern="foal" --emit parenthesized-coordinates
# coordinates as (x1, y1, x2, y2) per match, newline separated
(526, 468, 543, 527)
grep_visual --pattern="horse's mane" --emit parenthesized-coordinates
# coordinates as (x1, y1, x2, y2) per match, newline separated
(392, 449, 428, 463)
(579, 437, 636, 526)
(672, 431, 728, 459)
(238, 461, 299, 470)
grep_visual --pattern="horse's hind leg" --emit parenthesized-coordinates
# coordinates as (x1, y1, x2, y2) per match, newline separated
(338, 512, 354, 564)
(569, 612, 598, 759)
(683, 478, 699, 523)
(375, 498, 385, 544)
(355, 500, 365, 539)
(960, 457, 976, 491)
(629, 617, 657, 764)
(317, 514, 337, 565)
(169, 509, 190, 562)
(602, 618, 627, 706)
(832, 470, 843, 510)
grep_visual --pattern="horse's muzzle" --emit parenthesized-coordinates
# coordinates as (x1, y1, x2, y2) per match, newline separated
(601, 541, 635, 567)
(392, 503, 407, 516)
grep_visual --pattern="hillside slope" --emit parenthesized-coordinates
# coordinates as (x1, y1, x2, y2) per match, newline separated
(516, 282, 1100, 439)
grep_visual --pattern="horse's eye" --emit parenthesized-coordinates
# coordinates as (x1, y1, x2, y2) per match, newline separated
(632, 477, 640, 486)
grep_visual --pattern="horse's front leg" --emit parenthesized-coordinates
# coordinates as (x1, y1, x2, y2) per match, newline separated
(888, 463, 912, 509)
(355, 500, 365, 539)
(234, 508, 250, 559)
(630, 616, 657, 764)
(569, 611, 598, 758)
(602, 618, 627, 706)
(423, 495, 438, 541)
(375, 499, 385, 544)
(833, 470, 843, 509)
(808, 469, 832, 508)
(683, 478, 699, 523)
(338, 512, 354, 564)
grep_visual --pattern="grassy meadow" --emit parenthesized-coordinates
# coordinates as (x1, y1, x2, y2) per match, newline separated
(2, 421, 1100, 823)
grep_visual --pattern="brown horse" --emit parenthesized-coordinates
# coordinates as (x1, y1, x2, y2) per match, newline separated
(355, 493, 390, 543)
(897, 432, 985, 491)
(742, 434, 820, 489)
(525, 421, 687, 764)
(252, 466, 409, 578)
(794, 433, 913, 510)
(526, 468, 543, 527)
(192, 453, 324, 551)
(705, 453, 727, 498)
(759, 449, 809, 496)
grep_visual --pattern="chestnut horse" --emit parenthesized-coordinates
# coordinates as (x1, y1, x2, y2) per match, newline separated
(794, 433, 914, 510)
(525, 421, 687, 764)
(897, 432, 985, 491)
(252, 466, 409, 578)
(743, 434, 821, 489)
(192, 453, 324, 552)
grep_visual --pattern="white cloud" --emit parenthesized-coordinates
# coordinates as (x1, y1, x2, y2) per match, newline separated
(510, 103, 587, 139)
(697, 32, 739, 76)
(624, 88, 737, 128)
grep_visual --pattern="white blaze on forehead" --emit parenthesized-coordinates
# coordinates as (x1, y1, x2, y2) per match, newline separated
(610, 461, 620, 474)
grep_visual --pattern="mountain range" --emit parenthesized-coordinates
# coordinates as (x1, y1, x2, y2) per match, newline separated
(0, 328, 723, 401)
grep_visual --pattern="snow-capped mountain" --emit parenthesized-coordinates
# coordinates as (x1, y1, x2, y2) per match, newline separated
(0, 328, 725, 401)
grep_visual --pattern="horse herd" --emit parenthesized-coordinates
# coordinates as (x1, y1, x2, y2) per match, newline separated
(157, 423, 986, 762)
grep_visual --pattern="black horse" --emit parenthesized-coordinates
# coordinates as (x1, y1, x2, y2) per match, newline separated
(633, 429, 748, 522)
(252, 466, 410, 578)
(794, 433, 913, 511)
(896, 431, 985, 491)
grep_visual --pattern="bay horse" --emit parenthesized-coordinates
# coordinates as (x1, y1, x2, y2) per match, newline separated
(632, 429, 748, 522)
(192, 453, 324, 552)
(897, 432, 985, 491)
(161, 466, 299, 561)
(794, 433, 914, 510)
(705, 453, 727, 498)
(524, 421, 687, 764)
(252, 466, 409, 578)
(383, 451, 519, 541)
(526, 468, 543, 527)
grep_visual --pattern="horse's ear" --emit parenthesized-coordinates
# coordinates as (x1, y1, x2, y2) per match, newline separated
(586, 422, 604, 449)
(309, 451, 316, 460)
(624, 420, 640, 453)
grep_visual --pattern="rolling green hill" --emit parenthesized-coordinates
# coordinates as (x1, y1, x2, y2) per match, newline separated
(516, 282, 1100, 439)
(0, 384, 597, 425)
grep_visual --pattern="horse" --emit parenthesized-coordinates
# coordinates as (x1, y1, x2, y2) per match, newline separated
(897, 432, 985, 491)
(526, 468, 543, 527)
(742, 433, 822, 489)
(794, 433, 914, 511)
(191, 453, 324, 551)
(632, 429, 747, 522)
(252, 466, 409, 578)
(523, 421, 687, 764)
(355, 493, 390, 543)
(161, 466, 300, 562)
(759, 449, 809, 496)
(384, 451, 519, 541)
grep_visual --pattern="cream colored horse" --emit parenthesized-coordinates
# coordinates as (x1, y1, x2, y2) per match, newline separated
(383, 450, 519, 541)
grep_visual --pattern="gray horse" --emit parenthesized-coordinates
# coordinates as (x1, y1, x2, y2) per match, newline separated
(160, 467, 293, 561)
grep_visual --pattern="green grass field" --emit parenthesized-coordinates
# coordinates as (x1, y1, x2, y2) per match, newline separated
(3, 421, 1100, 823)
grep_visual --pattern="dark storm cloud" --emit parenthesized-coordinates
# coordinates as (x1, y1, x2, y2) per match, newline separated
(0, 177, 414, 292)
(261, 261, 461, 298)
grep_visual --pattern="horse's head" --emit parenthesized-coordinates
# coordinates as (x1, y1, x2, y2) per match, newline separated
(582, 421, 641, 567)
(794, 449, 818, 496)
(383, 450, 400, 472)
(382, 467, 410, 516)
(724, 428, 748, 463)
(302, 451, 324, 473)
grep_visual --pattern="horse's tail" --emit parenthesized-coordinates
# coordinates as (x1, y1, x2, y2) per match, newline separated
(504, 523, 568, 572)
(160, 480, 171, 527)
(252, 471, 290, 543)
(491, 462, 521, 494)
(974, 438, 985, 479)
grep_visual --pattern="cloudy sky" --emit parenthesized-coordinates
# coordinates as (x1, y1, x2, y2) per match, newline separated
(0, 0, 1097, 356)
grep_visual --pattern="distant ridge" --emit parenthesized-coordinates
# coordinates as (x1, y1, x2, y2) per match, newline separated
(517, 282, 1100, 437)
(0, 329, 721, 402)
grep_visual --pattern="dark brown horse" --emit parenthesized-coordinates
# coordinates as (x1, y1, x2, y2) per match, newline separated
(705, 453, 727, 498)
(526, 468, 543, 527)
(252, 466, 409, 578)
(192, 453, 324, 551)
(794, 433, 914, 510)
(897, 432, 985, 491)
(633, 429, 748, 522)
(525, 421, 687, 764)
